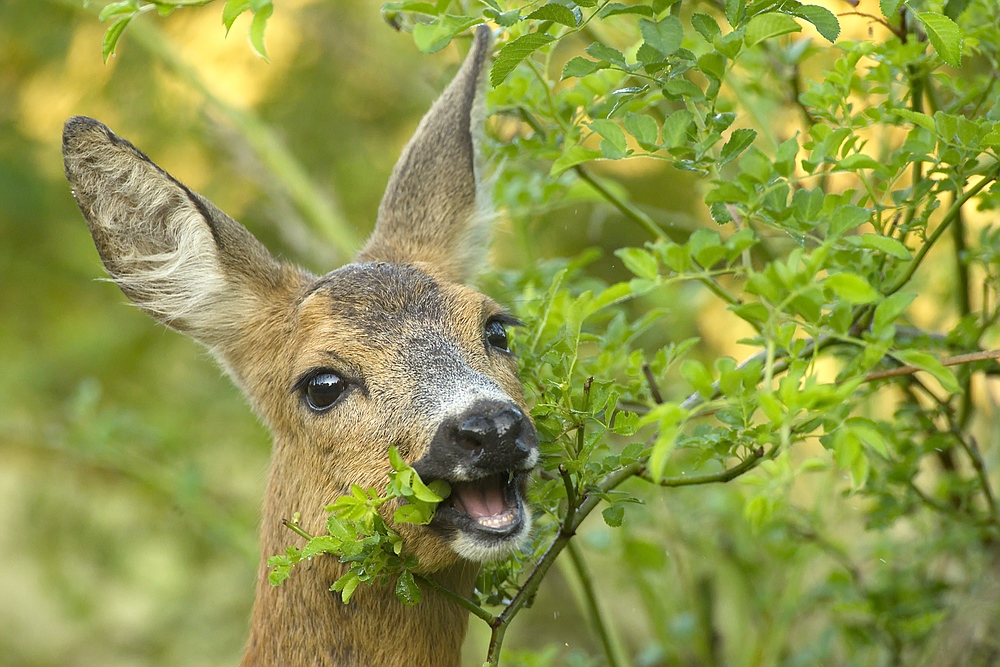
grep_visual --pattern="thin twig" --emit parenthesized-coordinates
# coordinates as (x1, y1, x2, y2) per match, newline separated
(957, 436, 1000, 523)
(415, 574, 497, 625)
(281, 518, 314, 541)
(643, 363, 664, 404)
(885, 166, 1000, 296)
(566, 541, 626, 667)
(863, 349, 1000, 383)
(636, 447, 767, 486)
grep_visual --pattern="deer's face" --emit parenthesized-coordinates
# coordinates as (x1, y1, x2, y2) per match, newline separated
(278, 262, 537, 566)
(62, 28, 531, 574)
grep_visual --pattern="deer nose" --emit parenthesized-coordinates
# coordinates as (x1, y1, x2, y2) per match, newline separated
(457, 406, 530, 454)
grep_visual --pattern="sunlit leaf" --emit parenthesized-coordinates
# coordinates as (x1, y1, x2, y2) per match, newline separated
(491, 33, 554, 87)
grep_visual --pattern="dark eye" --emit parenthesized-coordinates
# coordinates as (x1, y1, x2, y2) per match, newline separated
(485, 319, 509, 352)
(305, 372, 346, 411)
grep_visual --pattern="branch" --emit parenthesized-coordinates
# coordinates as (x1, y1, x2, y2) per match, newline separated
(636, 447, 767, 486)
(566, 541, 627, 667)
(415, 574, 496, 625)
(885, 166, 1000, 296)
(862, 349, 1000, 383)
(573, 164, 667, 239)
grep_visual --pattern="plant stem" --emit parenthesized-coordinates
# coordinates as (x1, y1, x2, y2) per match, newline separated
(862, 349, 1000, 383)
(885, 166, 1000, 296)
(281, 518, 314, 541)
(566, 541, 626, 667)
(415, 574, 496, 625)
(635, 447, 767, 486)
(573, 165, 667, 239)
(956, 436, 1000, 524)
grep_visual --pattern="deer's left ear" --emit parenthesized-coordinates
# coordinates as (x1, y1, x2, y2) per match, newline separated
(356, 25, 493, 284)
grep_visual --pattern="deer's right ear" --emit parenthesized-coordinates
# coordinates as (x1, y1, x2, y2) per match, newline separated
(63, 117, 306, 354)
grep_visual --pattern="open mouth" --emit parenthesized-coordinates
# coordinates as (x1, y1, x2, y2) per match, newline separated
(427, 470, 530, 548)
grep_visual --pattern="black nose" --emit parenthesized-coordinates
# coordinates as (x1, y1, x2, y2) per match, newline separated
(457, 406, 530, 455)
(415, 400, 539, 481)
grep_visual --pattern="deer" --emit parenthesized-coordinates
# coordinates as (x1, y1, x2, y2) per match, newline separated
(62, 26, 537, 667)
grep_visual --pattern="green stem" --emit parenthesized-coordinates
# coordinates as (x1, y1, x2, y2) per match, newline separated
(566, 541, 627, 667)
(416, 574, 496, 625)
(885, 166, 1000, 296)
(573, 165, 742, 306)
(573, 165, 666, 239)
(635, 446, 767, 486)
(281, 517, 314, 541)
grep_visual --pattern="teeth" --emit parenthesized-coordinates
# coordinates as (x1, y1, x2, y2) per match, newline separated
(476, 509, 516, 529)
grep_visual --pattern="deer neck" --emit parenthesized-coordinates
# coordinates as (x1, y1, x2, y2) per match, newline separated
(241, 449, 477, 667)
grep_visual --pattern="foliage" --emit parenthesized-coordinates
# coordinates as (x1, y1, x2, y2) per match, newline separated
(56, 0, 1000, 665)
(267, 446, 449, 604)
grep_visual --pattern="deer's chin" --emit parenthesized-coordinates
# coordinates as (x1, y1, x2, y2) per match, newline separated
(431, 470, 533, 563)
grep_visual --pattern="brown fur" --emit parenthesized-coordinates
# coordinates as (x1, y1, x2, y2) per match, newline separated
(63, 27, 527, 666)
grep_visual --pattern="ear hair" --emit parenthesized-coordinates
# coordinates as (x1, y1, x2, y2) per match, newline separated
(63, 116, 303, 355)
(357, 26, 496, 284)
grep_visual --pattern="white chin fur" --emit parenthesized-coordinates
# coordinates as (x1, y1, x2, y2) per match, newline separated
(449, 504, 533, 563)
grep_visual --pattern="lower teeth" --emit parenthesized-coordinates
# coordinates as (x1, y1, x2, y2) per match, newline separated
(477, 510, 515, 529)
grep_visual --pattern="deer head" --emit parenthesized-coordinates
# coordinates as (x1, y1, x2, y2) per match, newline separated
(63, 27, 536, 666)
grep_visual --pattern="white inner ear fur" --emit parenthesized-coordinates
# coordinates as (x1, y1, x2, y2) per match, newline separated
(88, 180, 248, 345)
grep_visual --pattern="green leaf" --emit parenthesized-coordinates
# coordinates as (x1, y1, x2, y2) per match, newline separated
(624, 112, 659, 149)
(880, 0, 904, 18)
(744, 12, 801, 47)
(590, 119, 628, 159)
(873, 292, 916, 333)
(944, 0, 970, 20)
(586, 42, 627, 69)
(551, 145, 601, 176)
(334, 572, 362, 603)
(99, 1, 138, 21)
(491, 33, 554, 87)
(824, 273, 880, 304)
(599, 3, 655, 17)
(845, 417, 890, 458)
(562, 56, 601, 79)
(725, 0, 745, 27)
(892, 108, 936, 132)
(680, 359, 714, 396)
(893, 350, 961, 393)
(790, 4, 840, 43)
(602, 504, 625, 527)
(692, 13, 722, 42)
(615, 247, 659, 280)
(646, 404, 686, 481)
(413, 16, 480, 54)
(856, 234, 912, 260)
(915, 11, 963, 67)
(639, 16, 683, 57)
(249, 3, 273, 61)
(743, 494, 774, 531)
(720, 128, 757, 165)
(222, 0, 252, 32)
(835, 153, 881, 170)
(661, 109, 693, 148)
(526, 3, 579, 26)
(395, 570, 422, 605)
(102, 15, 133, 63)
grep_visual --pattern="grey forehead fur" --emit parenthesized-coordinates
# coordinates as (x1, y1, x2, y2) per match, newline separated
(308, 262, 453, 338)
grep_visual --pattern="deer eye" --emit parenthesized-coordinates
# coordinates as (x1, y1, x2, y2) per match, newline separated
(305, 372, 346, 411)
(485, 319, 509, 352)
